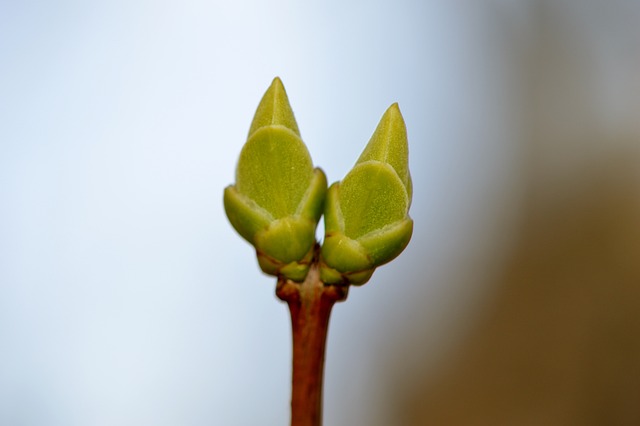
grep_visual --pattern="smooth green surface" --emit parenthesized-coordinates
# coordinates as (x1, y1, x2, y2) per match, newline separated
(339, 161, 408, 239)
(255, 216, 316, 263)
(236, 126, 313, 219)
(223, 186, 273, 243)
(358, 218, 413, 265)
(297, 169, 327, 222)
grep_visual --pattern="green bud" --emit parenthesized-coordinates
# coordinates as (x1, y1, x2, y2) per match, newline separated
(224, 77, 327, 282)
(320, 103, 413, 285)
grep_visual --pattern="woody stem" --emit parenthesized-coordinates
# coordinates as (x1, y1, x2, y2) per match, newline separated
(276, 248, 348, 426)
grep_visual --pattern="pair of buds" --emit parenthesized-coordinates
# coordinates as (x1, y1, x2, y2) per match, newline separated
(224, 78, 412, 285)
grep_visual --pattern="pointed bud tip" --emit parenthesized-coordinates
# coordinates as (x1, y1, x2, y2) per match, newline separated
(353, 101, 411, 198)
(384, 102, 403, 121)
(271, 76, 284, 87)
(356, 102, 408, 164)
(268, 77, 286, 98)
(248, 77, 300, 137)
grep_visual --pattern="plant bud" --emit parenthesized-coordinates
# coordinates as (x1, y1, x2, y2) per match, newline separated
(320, 103, 413, 285)
(224, 78, 326, 282)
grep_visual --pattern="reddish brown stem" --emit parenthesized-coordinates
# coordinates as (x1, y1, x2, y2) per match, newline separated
(276, 257, 348, 426)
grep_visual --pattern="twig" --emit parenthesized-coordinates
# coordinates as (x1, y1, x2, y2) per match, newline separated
(276, 245, 348, 426)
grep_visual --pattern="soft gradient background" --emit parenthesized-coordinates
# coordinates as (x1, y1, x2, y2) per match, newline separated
(2, 1, 640, 425)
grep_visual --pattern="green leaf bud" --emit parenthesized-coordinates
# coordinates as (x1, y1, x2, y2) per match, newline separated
(224, 77, 327, 281)
(320, 103, 413, 285)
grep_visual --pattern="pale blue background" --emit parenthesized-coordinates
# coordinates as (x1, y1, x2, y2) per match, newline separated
(2, 1, 639, 425)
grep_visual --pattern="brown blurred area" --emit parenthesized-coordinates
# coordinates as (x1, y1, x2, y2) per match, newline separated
(380, 2, 640, 425)
(391, 158, 640, 425)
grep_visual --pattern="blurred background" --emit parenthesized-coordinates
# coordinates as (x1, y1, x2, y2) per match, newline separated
(1, 0, 640, 425)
